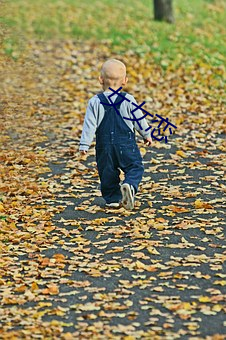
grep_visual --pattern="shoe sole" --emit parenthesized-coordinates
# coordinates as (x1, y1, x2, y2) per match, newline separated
(120, 183, 134, 210)
(105, 203, 120, 208)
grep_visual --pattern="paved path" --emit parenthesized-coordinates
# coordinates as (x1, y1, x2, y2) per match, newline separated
(0, 41, 225, 339)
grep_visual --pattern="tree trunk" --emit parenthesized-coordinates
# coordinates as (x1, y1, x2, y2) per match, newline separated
(153, 0, 174, 23)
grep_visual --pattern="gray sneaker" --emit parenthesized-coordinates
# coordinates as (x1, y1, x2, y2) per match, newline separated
(105, 202, 121, 208)
(120, 183, 135, 210)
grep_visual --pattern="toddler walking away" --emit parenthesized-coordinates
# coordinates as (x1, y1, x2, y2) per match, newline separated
(79, 59, 152, 210)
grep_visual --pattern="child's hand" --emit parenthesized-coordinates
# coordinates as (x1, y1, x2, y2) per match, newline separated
(144, 137, 152, 146)
(80, 150, 87, 155)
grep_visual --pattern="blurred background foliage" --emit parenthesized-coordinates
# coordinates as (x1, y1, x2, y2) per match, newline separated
(0, 0, 225, 67)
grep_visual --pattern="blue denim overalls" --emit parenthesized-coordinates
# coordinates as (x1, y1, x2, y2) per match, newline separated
(96, 92, 144, 204)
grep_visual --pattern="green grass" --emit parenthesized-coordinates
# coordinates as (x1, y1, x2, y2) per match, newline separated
(1, 0, 225, 65)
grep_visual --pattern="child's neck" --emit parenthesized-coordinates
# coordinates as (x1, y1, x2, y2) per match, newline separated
(103, 86, 122, 92)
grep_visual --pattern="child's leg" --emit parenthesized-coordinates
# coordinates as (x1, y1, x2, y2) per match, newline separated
(96, 146, 122, 203)
(117, 143, 144, 193)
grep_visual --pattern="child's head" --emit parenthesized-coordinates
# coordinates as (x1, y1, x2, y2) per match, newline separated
(99, 59, 128, 91)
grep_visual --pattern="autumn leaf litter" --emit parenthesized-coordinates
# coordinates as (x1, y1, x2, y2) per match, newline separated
(0, 40, 225, 339)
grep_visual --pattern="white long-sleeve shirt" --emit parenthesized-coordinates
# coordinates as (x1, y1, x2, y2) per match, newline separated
(79, 90, 152, 151)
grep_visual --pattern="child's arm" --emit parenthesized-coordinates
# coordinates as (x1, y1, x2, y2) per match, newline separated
(79, 98, 98, 153)
(128, 96, 152, 145)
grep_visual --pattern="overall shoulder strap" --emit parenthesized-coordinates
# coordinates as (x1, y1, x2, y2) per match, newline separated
(97, 92, 128, 108)
(97, 92, 109, 106)
(114, 92, 127, 106)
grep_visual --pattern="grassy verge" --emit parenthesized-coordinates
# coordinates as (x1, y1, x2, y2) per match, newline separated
(1, 0, 225, 66)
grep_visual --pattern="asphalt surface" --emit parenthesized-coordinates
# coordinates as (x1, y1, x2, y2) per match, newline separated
(30, 129, 226, 339)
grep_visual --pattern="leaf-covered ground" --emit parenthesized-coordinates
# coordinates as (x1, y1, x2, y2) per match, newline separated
(0, 39, 225, 339)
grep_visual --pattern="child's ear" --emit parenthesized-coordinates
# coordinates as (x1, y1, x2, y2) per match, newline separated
(122, 76, 128, 85)
(99, 76, 104, 84)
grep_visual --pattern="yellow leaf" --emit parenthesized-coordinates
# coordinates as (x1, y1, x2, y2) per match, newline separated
(135, 260, 157, 272)
(140, 147, 146, 156)
(182, 302, 193, 310)
(214, 280, 226, 286)
(176, 150, 186, 158)
(212, 304, 223, 312)
(135, 260, 147, 269)
(62, 333, 74, 340)
(9, 222, 16, 228)
(194, 199, 204, 208)
(198, 296, 211, 303)
(194, 199, 213, 209)
(153, 286, 164, 292)
(105, 247, 124, 254)
(70, 236, 85, 243)
(37, 302, 52, 308)
(91, 218, 108, 225)
(33, 310, 51, 319)
(0, 203, 5, 212)
(155, 224, 167, 230)
(31, 282, 39, 292)
(151, 158, 160, 164)
(147, 246, 160, 255)
(61, 322, 74, 327)
(187, 323, 199, 331)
